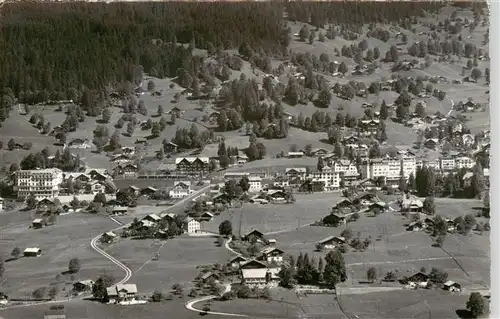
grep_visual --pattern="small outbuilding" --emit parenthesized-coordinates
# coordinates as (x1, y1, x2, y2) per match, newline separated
(23, 247, 42, 257)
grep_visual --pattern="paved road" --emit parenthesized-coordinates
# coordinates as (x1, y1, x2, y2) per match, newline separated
(0, 185, 211, 314)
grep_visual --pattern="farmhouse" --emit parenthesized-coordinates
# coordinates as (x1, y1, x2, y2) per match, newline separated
(241, 268, 280, 288)
(110, 154, 131, 163)
(235, 154, 249, 164)
(169, 181, 191, 199)
(199, 211, 214, 221)
(310, 148, 328, 157)
(259, 247, 285, 263)
(142, 214, 161, 223)
(140, 186, 158, 197)
(106, 284, 138, 303)
(317, 236, 346, 250)
(406, 220, 425, 231)
(228, 256, 248, 269)
(163, 142, 178, 153)
(184, 217, 201, 234)
(401, 198, 423, 212)
(240, 259, 268, 270)
(325, 212, 354, 225)
(114, 163, 138, 177)
(73, 280, 94, 293)
(32, 219, 45, 229)
(407, 272, 429, 288)
(424, 138, 439, 150)
(200, 271, 219, 283)
(333, 198, 353, 209)
(160, 212, 177, 223)
(359, 119, 380, 136)
(443, 281, 461, 292)
(101, 231, 117, 243)
(23, 247, 42, 257)
(243, 229, 265, 243)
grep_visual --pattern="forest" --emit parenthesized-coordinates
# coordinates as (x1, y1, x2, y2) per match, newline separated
(0, 1, 485, 128)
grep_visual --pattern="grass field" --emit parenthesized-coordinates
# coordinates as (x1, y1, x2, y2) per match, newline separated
(0, 211, 122, 299)
(338, 289, 473, 319)
(202, 192, 344, 235)
(103, 236, 231, 294)
(0, 299, 203, 319)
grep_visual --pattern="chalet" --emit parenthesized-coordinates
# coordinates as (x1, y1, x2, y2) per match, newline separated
(167, 106, 184, 117)
(461, 134, 475, 147)
(241, 268, 280, 288)
(212, 193, 231, 205)
(401, 199, 423, 212)
(184, 217, 201, 234)
(23, 247, 42, 257)
(111, 154, 131, 163)
(111, 206, 128, 215)
(446, 219, 457, 232)
(163, 142, 178, 153)
(106, 284, 138, 303)
(140, 186, 158, 197)
(169, 181, 191, 199)
(142, 214, 161, 223)
(199, 211, 214, 222)
(317, 236, 346, 250)
(228, 256, 248, 269)
(443, 281, 461, 292)
(200, 271, 219, 283)
(106, 199, 123, 207)
(406, 272, 429, 288)
(118, 163, 138, 177)
(267, 189, 286, 201)
(160, 212, 177, 223)
(68, 138, 91, 149)
(85, 169, 109, 181)
(175, 157, 210, 174)
(326, 212, 354, 225)
(406, 118, 425, 129)
(285, 168, 307, 180)
(359, 119, 380, 137)
(101, 231, 117, 243)
(310, 148, 328, 157)
(73, 280, 94, 293)
(406, 220, 425, 231)
(243, 229, 265, 243)
(333, 198, 353, 209)
(259, 247, 285, 263)
(139, 219, 156, 230)
(135, 138, 147, 145)
(235, 154, 249, 164)
(240, 259, 268, 270)
(423, 138, 439, 150)
(121, 146, 135, 156)
(273, 176, 289, 188)
(342, 135, 359, 145)
(368, 201, 386, 213)
(287, 151, 305, 158)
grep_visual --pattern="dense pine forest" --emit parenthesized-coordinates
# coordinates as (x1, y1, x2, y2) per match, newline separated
(0, 1, 485, 126)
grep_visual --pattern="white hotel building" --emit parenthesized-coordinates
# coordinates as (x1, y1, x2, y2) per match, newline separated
(15, 168, 64, 200)
(360, 152, 417, 187)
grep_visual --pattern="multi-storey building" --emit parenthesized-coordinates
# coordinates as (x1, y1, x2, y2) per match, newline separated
(15, 168, 64, 200)
(175, 157, 210, 174)
(360, 152, 417, 186)
(440, 157, 456, 171)
(359, 119, 380, 137)
(455, 156, 475, 169)
(416, 158, 441, 171)
(308, 166, 340, 190)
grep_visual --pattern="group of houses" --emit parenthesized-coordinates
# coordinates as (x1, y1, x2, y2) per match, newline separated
(14, 168, 113, 200)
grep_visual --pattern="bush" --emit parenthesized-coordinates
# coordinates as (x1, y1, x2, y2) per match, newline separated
(220, 291, 236, 301)
(152, 290, 163, 302)
(236, 285, 251, 299)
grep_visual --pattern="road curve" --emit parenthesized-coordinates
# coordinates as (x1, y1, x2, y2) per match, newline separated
(90, 185, 212, 285)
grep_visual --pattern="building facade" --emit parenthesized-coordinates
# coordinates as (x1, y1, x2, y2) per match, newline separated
(15, 168, 64, 200)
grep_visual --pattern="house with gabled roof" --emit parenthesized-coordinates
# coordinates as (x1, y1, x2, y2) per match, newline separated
(285, 168, 307, 180)
(228, 256, 248, 269)
(169, 181, 191, 199)
(259, 247, 285, 263)
(142, 213, 161, 224)
(316, 236, 346, 250)
(240, 259, 268, 270)
(243, 229, 265, 243)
